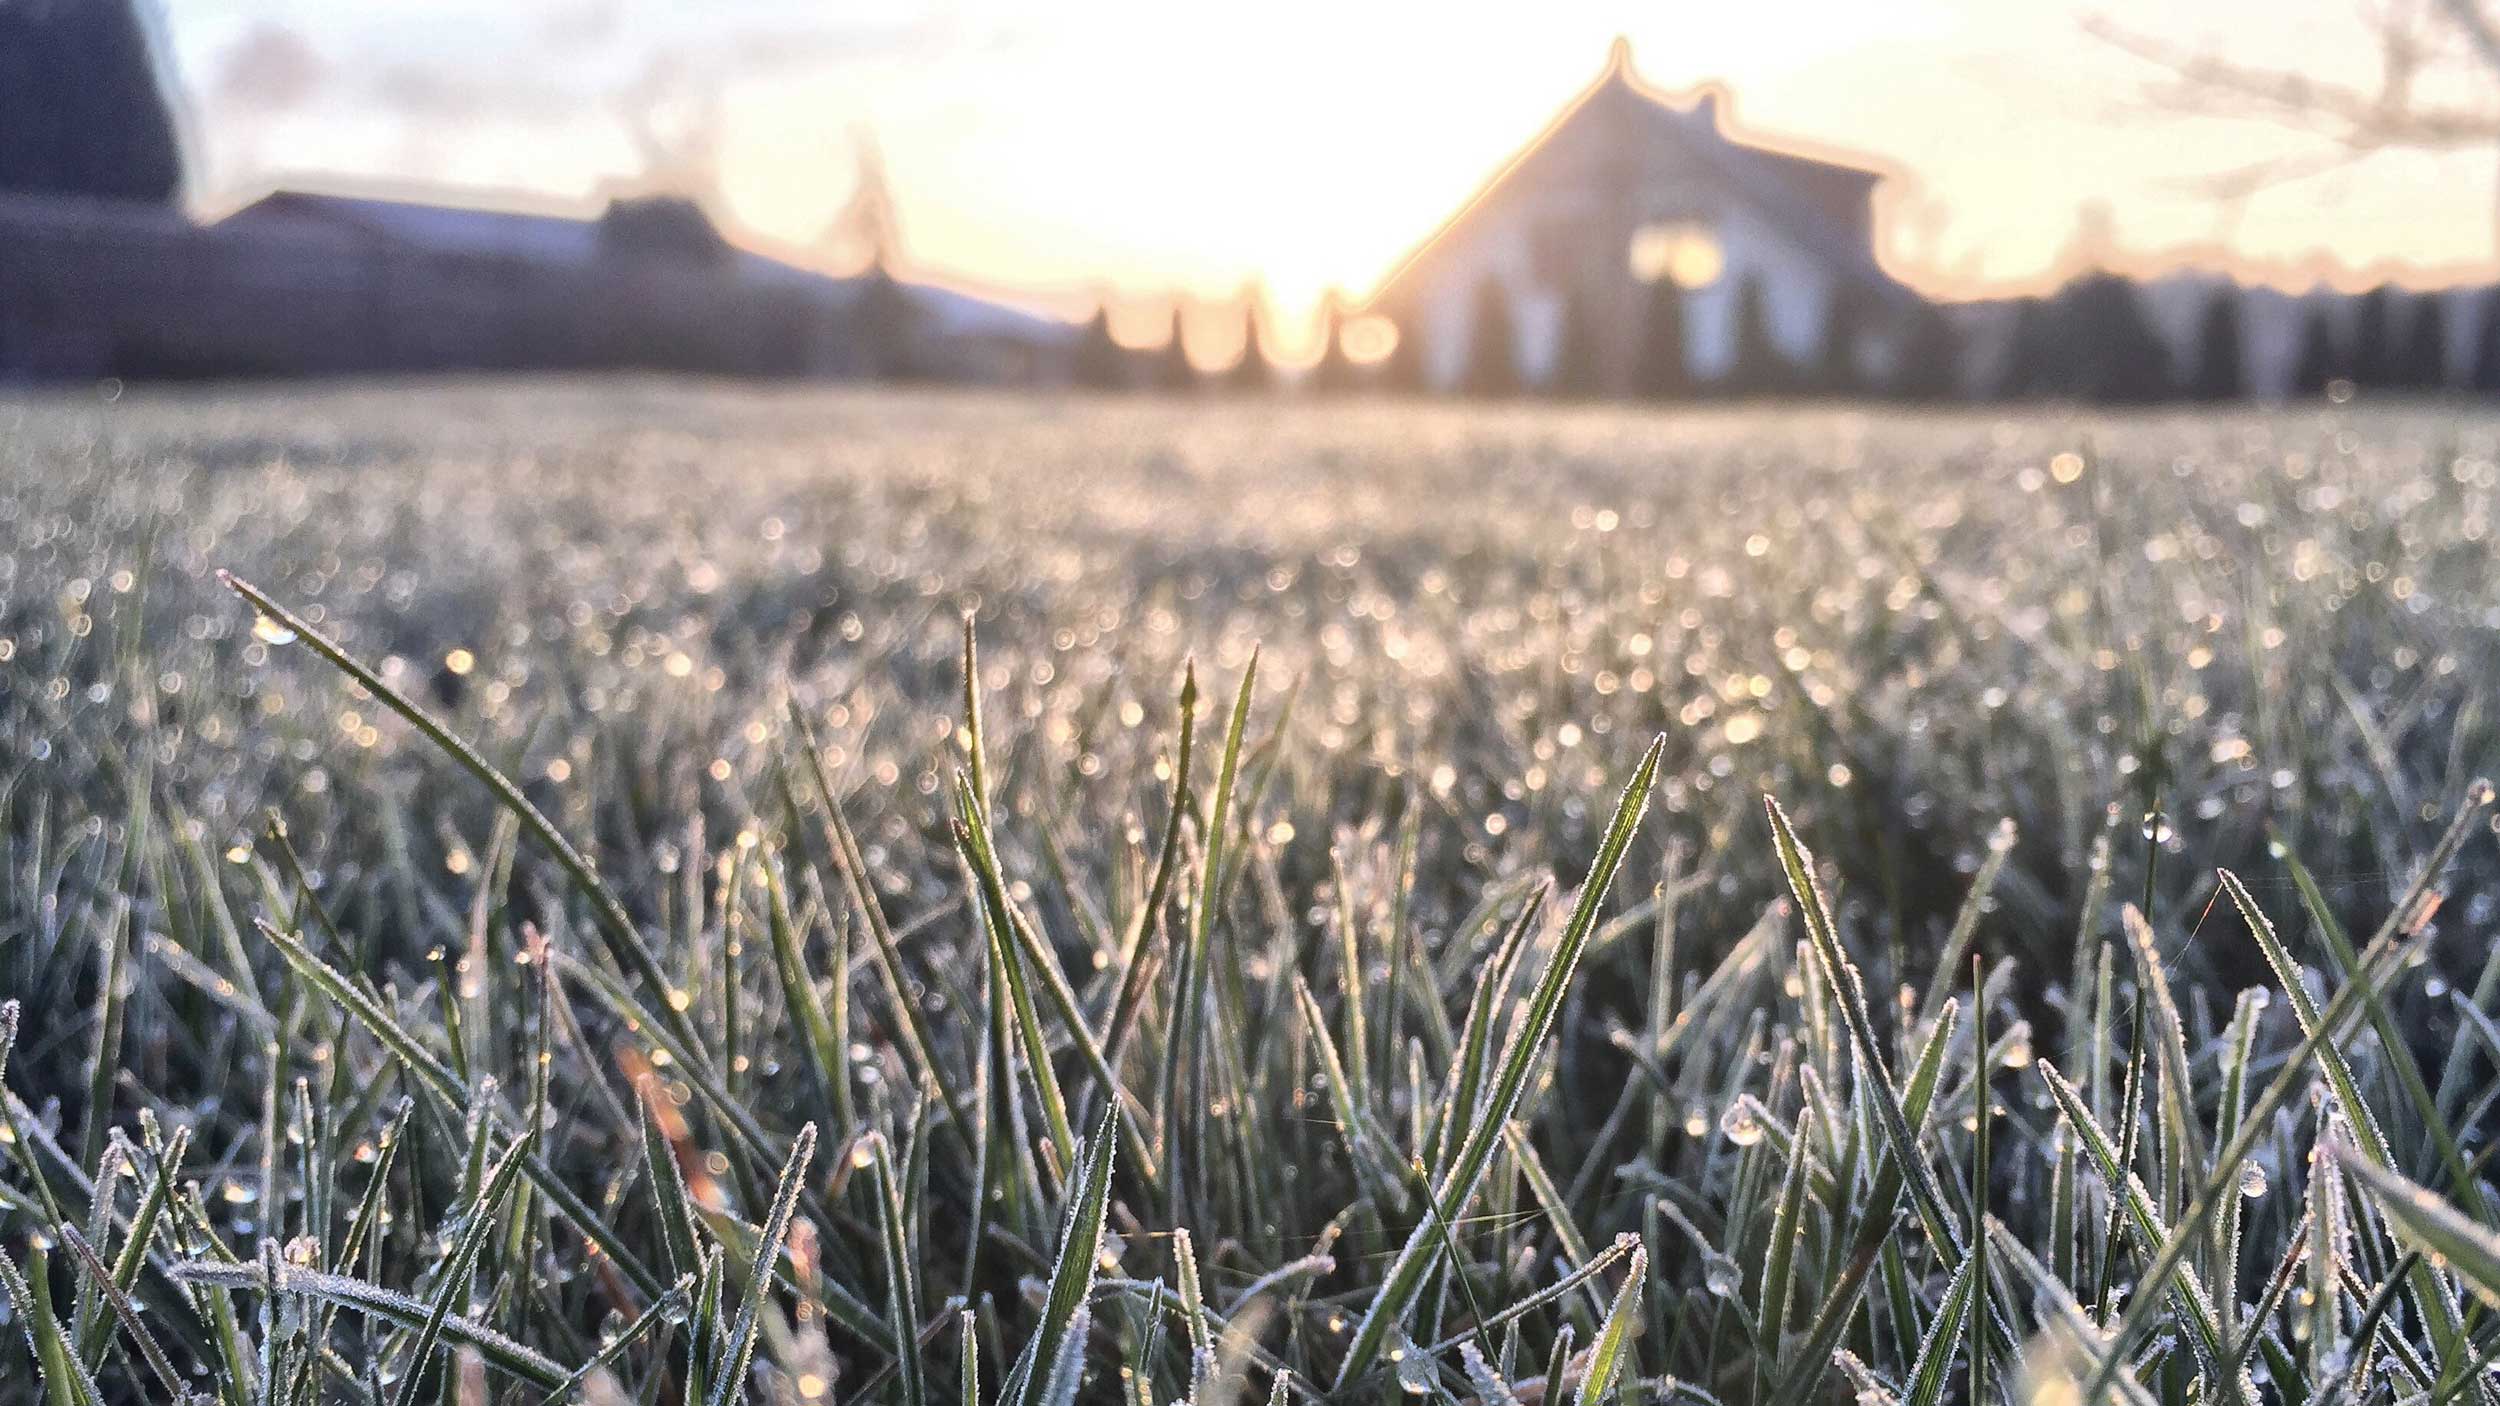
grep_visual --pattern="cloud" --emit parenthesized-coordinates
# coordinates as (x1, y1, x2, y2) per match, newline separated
(210, 22, 326, 115)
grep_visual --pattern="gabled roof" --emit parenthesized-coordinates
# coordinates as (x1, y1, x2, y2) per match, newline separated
(223, 188, 606, 265)
(218, 182, 1079, 346)
(1367, 41, 1915, 311)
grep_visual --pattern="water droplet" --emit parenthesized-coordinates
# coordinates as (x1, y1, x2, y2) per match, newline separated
(251, 613, 297, 646)
(2140, 811, 2174, 844)
(2239, 1159, 2268, 1199)
(1683, 1103, 1709, 1138)
(1391, 1338, 1434, 1395)
(1704, 1254, 1742, 1297)
(1721, 1101, 1765, 1147)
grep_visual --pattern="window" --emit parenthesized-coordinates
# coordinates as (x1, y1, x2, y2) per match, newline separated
(1628, 222, 1724, 289)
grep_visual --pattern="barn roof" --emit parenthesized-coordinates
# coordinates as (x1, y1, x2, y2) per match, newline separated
(1367, 41, 1916, 312)
(217, 183, 1077, 345)
(222, 189, 608, 265)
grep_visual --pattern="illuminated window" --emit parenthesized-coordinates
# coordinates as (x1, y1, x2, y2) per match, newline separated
(1628, 222, 1724, 289)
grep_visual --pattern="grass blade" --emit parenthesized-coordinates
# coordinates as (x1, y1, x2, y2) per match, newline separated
(706, 1122, 816, 1406)
(867, 1130, 929, 1406)
(1334, 734, 1662, 1388)
(1572, 1244, 1646, 1406)
(1010, 1106, 1117, 1406)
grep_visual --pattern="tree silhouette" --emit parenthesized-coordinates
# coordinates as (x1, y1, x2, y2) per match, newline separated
(2471, 291, 2500, 393)
(1994, 297, 2053, 400)
(0, 0, 182, 202)
(2047, 273, 2173, 402)
(1226, 302, 1271, 393)
(2289, 302, 2343, 397)
(1154, 307, 1196, 393)
(2349, 284, 2399, 388)
(1632, 278, 1691, 400)
(1462, 278, 1520, 397)
(1547, 288, 1605, 398)
(2397, 291, 2449, 390)
(1378, 314, 1429, 394)
(854, 267, 920, 381)
(1889, 302, 1962, 401)
(2186, 289, 2244, 401)
(1815, 287, 1862, 397)
(1721, 275, 1790, 396)
(1309, 294, 1360, 394)
(1073, 305, 1126, 391)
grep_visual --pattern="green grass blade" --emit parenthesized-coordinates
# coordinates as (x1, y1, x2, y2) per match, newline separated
(1334, 734, 1661, 1389)
(1572, 1244, 1646, 1406)
(537, 1275, 692, 1406)
(390, 1128, 536, 1406)
(867, 1131, 928, 1406)
(172, 1262, 568, 1391)
(761, 856, 854, 1140)
(215, 571, 703, 1062)
(1011, 1106, 1117, 1406)
(2336, 1147, 2500, 1310)
(2118, 905, 2204, 1215)
(706, 1121, 816, 1406)
(2216, 868, 2467, 1353)
(1764, 796, 1964, 1261)
(1901, 1242, 1976, 1406)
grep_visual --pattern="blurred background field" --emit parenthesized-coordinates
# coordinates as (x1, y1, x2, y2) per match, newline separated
(10, 380, 2498, 1044)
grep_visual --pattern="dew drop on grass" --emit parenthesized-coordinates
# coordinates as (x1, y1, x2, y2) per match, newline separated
(2239, 1159, 2269, 1199)
(2140, 811, 2174, 844)
(250, 613, 297, 646)
(1391, 1343, 1432, 1396)
(1704, 1253, 1742, 1297)
(1684, 1103, 1709, 1138)
(1720, 1101, 1764, 1147)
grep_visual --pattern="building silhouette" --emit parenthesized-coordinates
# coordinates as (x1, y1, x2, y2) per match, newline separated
(1364, 40, 1922, 395)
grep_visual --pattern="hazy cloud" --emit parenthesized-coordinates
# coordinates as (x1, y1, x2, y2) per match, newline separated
(210, 22, 325, 114)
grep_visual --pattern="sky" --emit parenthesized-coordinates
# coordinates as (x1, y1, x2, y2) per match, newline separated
(162, 0, 2500, 348)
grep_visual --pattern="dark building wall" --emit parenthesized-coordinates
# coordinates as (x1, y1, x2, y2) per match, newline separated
(0, 195, 846, 380)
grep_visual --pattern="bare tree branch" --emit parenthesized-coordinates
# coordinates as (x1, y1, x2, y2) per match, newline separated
(2085, 9, 2500, 152)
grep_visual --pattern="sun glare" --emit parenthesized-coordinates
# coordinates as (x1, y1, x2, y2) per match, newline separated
(1340, 314, 1399, 364)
